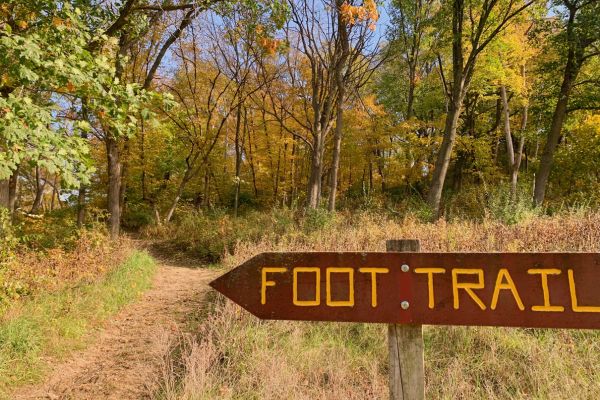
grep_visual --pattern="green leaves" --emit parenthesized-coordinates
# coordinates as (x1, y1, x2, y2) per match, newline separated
(0, 93, 94, 186)
(0, 1, 122, 186)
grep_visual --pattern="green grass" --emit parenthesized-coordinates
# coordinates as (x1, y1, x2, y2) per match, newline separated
(0, 250, 157, 396)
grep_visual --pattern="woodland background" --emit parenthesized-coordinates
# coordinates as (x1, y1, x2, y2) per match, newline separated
(1, 0, 599, 231)
(1, 0, 600, 398)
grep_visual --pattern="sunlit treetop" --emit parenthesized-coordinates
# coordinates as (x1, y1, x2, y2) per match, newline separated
(340, 0, 379, 31)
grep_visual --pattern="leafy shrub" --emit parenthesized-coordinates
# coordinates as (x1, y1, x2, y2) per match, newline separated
(145, 207, 303, 263)
(301, 207, 337, 233)
(122, 203, 154, 230)
(0, 209, 18, 264)
(485, 183, 541, 225)
(0, 227, 127, 312)
(444, 180, 541, 224)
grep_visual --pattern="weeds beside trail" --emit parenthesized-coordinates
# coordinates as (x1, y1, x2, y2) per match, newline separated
(156, 211, 600, 399)
(0, 250, 156, 396)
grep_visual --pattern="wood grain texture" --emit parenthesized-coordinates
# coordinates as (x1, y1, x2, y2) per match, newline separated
(387, 239, 424, 400)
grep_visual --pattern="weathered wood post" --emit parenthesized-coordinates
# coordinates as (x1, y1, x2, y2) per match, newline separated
(386, 239, 425, 400)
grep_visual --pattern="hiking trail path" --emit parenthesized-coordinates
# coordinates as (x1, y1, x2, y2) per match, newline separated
(14, 243, 218, 400)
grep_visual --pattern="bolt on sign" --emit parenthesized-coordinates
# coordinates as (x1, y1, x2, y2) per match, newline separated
(210, 252, 600, 329)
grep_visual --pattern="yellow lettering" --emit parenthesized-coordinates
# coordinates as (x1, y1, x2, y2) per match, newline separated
(293, 267, 321, 306)
(326, 268, 354, 307)
(490, 269, 524, 311)
(359, 267, 389, 307)
(414, 268, 446, 309)
(261, 267, 287, 305)
(452, 269, 486, 310)
(568, 269, 600, 312)
(527, 269, 564, 312)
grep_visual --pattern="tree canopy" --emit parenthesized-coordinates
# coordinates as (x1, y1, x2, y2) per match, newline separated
(1, 0, 599, 228)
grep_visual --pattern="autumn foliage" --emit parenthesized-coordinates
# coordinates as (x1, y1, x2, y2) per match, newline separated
(340, 0, 379, 30)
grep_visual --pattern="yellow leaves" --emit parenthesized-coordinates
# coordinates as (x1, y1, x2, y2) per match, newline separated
(255, 24, 265, 36)
(16, 20, 28, 30)
(0, 3, 9, 17)
(573, 114, 600, 139)
(361, 94, 385, 116)
(340, 0, 379, 31)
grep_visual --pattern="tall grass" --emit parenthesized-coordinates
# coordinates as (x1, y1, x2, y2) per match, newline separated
(156, 211, 600, 399)
(0, 250, 157, 395)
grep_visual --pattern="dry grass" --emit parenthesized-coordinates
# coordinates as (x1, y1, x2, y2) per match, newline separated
(1, 230, 130, 310)
(0, 250, 157, 393)
(155, 212, 600, 400)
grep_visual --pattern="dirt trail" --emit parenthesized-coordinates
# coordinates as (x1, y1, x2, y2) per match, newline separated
(14, 246, 218, 400)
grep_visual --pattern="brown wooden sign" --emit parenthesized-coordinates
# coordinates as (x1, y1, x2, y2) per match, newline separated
(209, 252, 600, 329)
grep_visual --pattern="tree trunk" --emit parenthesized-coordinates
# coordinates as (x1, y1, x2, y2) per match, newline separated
(327, 0, 350, 212)
(77, 129, 88, 227)
(289, 138, 297, 206)
(328, 111, 343, 211)
(427, 94, 463, 217)
(513, 104, 527, 200)
(0, 180, 8, 210)
(106, 136, 121, 239)
(500, 85, 517, 199)
(165, 168, 194, 223)
(31, 166, 47, 214)
(119, 139, 130, 218)
(164, 192, 181, 223)
(308, 133, 324, 209)
(427, 0, 466, 218)
(245, 111, 259, 197)
(501, 86, 515, 166)
(317, 146, 324, 205)
(8, 166, 19, 218)
(233, 104, 243, 217)
(203, 168, 210, 208)
(50, 175, 58, 211)
(274, 122, 284, 204)
(533, 8, 581, 206)
(500, 84, 528, 202)
(140, 118, 147, 201)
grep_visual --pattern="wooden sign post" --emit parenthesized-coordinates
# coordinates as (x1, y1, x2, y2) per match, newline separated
(386, 239, 424, 400)
(210, 248, 600, 398)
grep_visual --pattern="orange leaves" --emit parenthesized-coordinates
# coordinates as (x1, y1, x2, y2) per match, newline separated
(51, 16, 73, 30)
(259, 36, 281, 56)
(255, 24, 281, 56)
(16, 20, 28, 30)
(340, 0, 379, 31)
